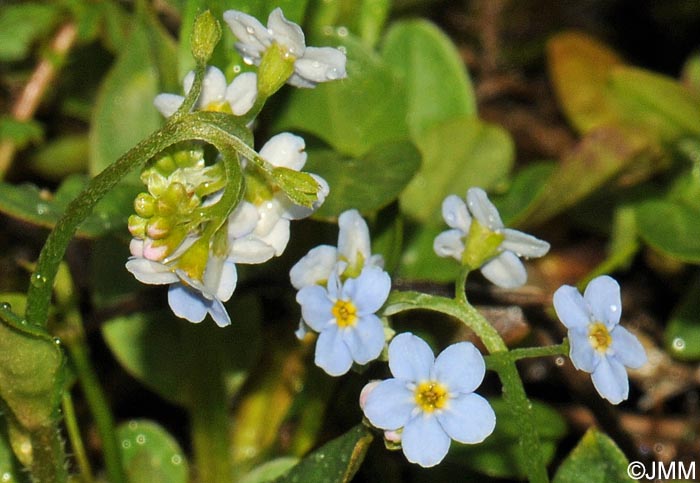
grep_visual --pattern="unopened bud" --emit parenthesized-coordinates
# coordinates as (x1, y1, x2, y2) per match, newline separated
(134, 193, 156, 218)
(128, 215, 147, 238)
(147, 216, 172, 239)
(191, 11, 221, 65)
(257, 43, 296, 98)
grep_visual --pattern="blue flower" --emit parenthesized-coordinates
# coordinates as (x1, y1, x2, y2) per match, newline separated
(362, 333, 496, 467)
(553, 275, 647, 404)
(296, 266, 391, 376)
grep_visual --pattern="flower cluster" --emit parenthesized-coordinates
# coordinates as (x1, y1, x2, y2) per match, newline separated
(434, 187, 550, 288)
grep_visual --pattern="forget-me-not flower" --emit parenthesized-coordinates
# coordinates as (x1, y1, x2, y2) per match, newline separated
(362, 333, 496, 467)
(296, 266, 391, 376)
(223, 8, 347, 88)
(553, 275, 647, 404)
(434, 187, 550, 288)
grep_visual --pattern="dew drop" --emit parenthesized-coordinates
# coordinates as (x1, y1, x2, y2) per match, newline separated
(609, 305, 618, 313)
(337, 45, 347, 55)
(1, 472, 11, 482)
(337, 26, 349, 37)
(128, 421, 138, 430)
(122, 440, 131, 449)
(36, 203, 49, 215)
(30, 273, 47, 288)
(672, 337, 686, 351)
(242, 56, 254, 65)
(245, 26, 255, 35)
(135, 434, 146, 445)
(232, 65, 241, 73)
(0, 302, 10, 310)
(322, 26, 333, 36)
(326, 68, 340, 80)
(53, 337, 61, 346)
(654, 442, 664, 453)
(555, 356, 565, 366)
(171, 454, 182, 465)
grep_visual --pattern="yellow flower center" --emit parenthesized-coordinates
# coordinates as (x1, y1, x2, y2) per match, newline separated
(588, 322, 612, 352)
(332, 300, 357, 328)
(204, 101, 233, 114)
(414, 381, 449, 413)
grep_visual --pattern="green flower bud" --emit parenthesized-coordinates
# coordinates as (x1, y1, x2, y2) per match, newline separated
(147, 216, 173, 240)
(461, 219, 505, 270)
(128, 215, 147, 238)
(134, 193, 156, 218)
(271, 167, 319, 208)
(191, 10, 222, 66)
(257, 42, 296, 98)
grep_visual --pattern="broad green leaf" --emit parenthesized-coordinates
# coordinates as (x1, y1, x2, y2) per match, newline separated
(636, 200, 700, 263)
(665, 274, 700, 361)
(397, 223, 460, 282)
(274, 33, 408, 157)
(447, 398, 566, 479)
(102, 301, 261, 407)
(400, 116, 514, 223)
(583, 206, 639, 284)
(553, 429, 631, 483)
(90, 8, 177, 177)
(0, 117, 43, 150)
(241, 457, 300, 483)
(547, 31, 623, 134)
(382, 19, 476, 138)
(273, 425, 372, 483)
(0, 3, 61, 61)
(117, 420, 189, 483)
(0, 297, 63, 430)
(681, 52, 700, 98)
(28, 134, 89, 181)
(305, 0, 389, 47)
(491, 161, 557, 226)
(0, 175, 140, 238)
(306, 141, 420, 219)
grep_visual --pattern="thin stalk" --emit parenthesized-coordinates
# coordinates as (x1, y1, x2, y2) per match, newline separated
(62, 392, 95, 483)
(486, 341, 569, 367)
(29, 424, 69, 483)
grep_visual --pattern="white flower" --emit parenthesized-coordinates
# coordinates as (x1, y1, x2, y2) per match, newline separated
(553, 275, 647, 404)
(434, 187, 550, 288)
(223, 8, 347, 88)
(290, 209, 384, 290)
(154, 66, 257, 117)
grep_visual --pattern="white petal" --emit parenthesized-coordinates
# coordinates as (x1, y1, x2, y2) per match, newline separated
(610, 326, 647, 369)
(266, 7, 305, 57)
(257, 217, 290, 256)
(583, 275, 622, 328)
(293, 46, 347, 84)
(466, 187, 503, 229)
(431, 342, 485, 394)
(286, 72, 317, 88)
(289, 245, 338, 289)
(126, 258, 179, 285)
(501, 229, 550, 258)
(401, 415, 451, 468)
(186, 66, 227, 109)
(153, 93, 184, 117)
(229, 237, 276, 264)
(388, 333, 434, 382)
(433, 229, 464, 261)
(209, 258, 237, 301)
(553, 285, 592, 329)
(590, 356, 629, 404)
(441, 195, 471, 232)
(480, 251, 527, 288)
(260, 132, 307, 170)
(337, 209, 372, 267)
(168, 284, 207, 323)
(226, 72, 258, 115)
(228, 201, 259, 239)
(223, 10, 270, 58)
(437, 393, 495, 444)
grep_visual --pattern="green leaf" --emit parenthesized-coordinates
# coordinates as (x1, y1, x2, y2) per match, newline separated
(0, 298, 63, 431)
(553, 429, 631, 483)
(274, 32, 409, 157)
(491, 161, 557, 226)
(241, 457, 300, 483)
(89, 8, 177, 177)
(28, 134, 89, 181)
(447, 398, 567, 479)
(636, 200, 700, 263)
(306, 141, 420, 218)
(665, 273, 700, 361)
(102, 301, 261, 407)
(0, 117, 43, 150)
(400, 116, 514, 223)
(273, 425, 373, 483)
(0, 3, 61, 61)
(0, 417, 28, 483)
(397, 223, 460, 282)
(117, 420, 189, 483)
(382, 19, 476, 138)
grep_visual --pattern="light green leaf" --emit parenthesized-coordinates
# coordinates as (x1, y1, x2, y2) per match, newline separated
(553, 429, 631, 483)
(241, 457, 300, 483)
(28, 134, 89, 181)
(491, 161, 557, 226)
(636, 200, 700, 264)
(382, 19, 476, 138)
(665, 273, 700, 361)
(273, 425, 372, 483)
(397, 223, 460, 282)
(117, 420, 189, 483)
(0, 3, 61, 61)
(306, 141, 420, 219)
(0, 117, 43, 150)
(400, 116, 514, 223)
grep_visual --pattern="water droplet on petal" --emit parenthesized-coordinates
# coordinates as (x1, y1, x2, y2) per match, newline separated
(242, 56, 254, 65)
(326, 68, 340, 80)
(610, 305, 618, 312)
(337, 45, 347, 54)
(245, 26, 255, 35)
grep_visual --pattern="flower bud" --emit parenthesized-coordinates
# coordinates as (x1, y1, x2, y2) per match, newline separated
(191, 10, 222, 65)
(257, 43, 296, 98)
(134, 193, 156, 218)
(128, 215, 147, 238)
(147, 216, 172, 239)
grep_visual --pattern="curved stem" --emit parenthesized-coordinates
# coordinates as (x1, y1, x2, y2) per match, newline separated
(62, 392, 95, 483)
(29, 424, 69, 483)
(486, 340, 569, 367)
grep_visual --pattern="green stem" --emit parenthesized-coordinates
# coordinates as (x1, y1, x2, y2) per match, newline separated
(28, 424, 69, 483)
(486, 341, 569, 368)
(62, 393, 94, 483)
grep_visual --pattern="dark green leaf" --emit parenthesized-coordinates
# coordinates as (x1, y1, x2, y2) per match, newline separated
(400, 116, 514, 223)
(28, 134, 89, 181)
(665, 274, 700, 361)
(382, 19, 476, 138)
(0, 117, 43, 150)
(447, 398, 567, 479)
(636, 200, 700, 264)
(117, 420, 189, 483)
(0, 3, 61, 61)
(273, 425, 373, 483)
(491, 161, 557, 226)
(553, 429, 631, 483)
(306, 141, 420, 218)
(241, 457, 299, 483)
(397, 223, 460, 282)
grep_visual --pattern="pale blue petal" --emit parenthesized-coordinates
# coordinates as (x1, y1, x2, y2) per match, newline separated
(296, 286, 333, 332)
(388, 333, 434, 382)
(289, 245, 338, 289)
(342, 267, 391, 315)
(433, 229, 464, 261)
(342, 314, 385, 364)
(501, 229, 550, 258)
(480, 251, 527, 288)
(126, 258, 179, 285)
(168, 284, 207, 323)
(432, 342, 485, 394)
(208, 300, 231, 327)
(466, 187, 503, 230)
(590, 356, 629, 404)
(362, 379, 414, 430)
(568, 328, 598, 372)
(437, 393, 496, 444)
(583, 275, 621, 328)
(611, 326, 647, 369)
(315, 326, 353, 376)
(441, 195, 471, 232)
(553, 285, 591, 329)
(294, 319, 309, 340)
(401, 415, 451, 468)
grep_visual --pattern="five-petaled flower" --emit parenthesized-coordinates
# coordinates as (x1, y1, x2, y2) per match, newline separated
(223, 7, 347, 88)
(553, 275, 647, 404)
(361, 333, 495, 467)
(434, 187, 550, 289)
(296, 266, 390, 376)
